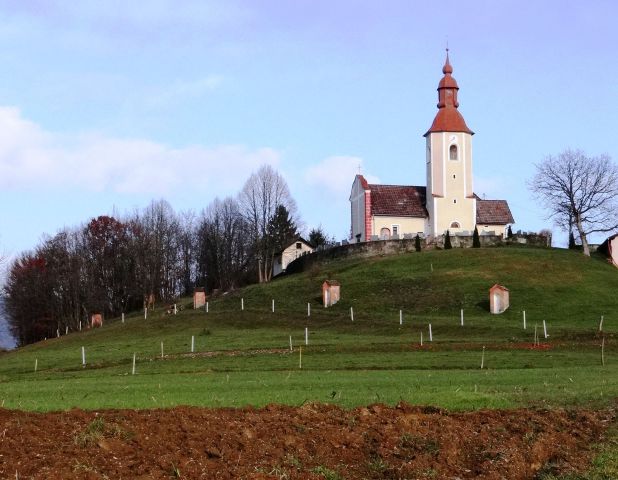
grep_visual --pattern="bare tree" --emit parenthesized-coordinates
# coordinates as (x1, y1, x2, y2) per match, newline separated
(239, 165, 298, 282)
(529, 149, 618, 256)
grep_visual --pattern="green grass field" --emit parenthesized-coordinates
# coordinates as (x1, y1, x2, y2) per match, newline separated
(0, 246, 616, 413)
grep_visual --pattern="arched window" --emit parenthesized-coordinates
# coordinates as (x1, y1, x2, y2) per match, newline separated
(449, 144, 458, 160)
(450, 222, 460, 229)
(380, 227, 391, 240)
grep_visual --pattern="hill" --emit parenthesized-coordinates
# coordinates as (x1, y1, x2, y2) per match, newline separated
(0, 246, 616, 412)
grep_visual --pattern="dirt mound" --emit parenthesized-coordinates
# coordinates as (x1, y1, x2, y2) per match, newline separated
(0, 403, 613, 479)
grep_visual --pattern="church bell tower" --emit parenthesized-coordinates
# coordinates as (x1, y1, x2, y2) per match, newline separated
(424, 50, 476, 237)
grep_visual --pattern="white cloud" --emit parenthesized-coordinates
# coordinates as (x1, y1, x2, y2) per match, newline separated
(304, 155, 380, 197)
(0, 106, 280, 195)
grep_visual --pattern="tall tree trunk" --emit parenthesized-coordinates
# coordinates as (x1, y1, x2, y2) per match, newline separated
(574, 214, 590, 256)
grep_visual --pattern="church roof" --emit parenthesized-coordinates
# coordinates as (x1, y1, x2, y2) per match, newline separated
(425, 50, 474, 136)
(476, 199, 515, 225)
(368, 184, 428, 217)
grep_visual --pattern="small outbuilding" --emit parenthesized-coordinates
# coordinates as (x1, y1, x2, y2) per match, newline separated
(273, 237, 315, 277)
(489, 284, 509, 314)
(322, 280, 341, 307)
(599, 233, 618, 268)
(193, 287, 206, 309)
(91, 313, 103, 328)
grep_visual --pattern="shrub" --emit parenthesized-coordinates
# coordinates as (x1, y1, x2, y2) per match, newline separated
(444, 230, 452, 249)
(473, 226, 481, 248)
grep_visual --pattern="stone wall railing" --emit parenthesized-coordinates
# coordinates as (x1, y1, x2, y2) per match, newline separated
(284, 232, 551, 275)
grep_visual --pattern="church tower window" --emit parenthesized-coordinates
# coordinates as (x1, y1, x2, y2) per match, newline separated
(449, 144, 458, 160)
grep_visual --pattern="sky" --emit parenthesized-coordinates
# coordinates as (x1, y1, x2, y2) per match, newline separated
(0, 0, 617, 268)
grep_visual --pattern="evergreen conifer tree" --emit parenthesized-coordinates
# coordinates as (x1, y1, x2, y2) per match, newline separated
(507, 225, 513, 238)
(473, 226, 481, 248)
(414, 234, 421, 252)
(568, 231, 576, 249)
(444, 230, 452, 249)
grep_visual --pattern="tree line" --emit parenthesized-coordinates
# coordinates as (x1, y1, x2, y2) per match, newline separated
(3, 165, 327, 347)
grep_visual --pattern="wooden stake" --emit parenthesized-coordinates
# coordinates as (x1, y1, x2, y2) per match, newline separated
(174, 304, 177, 315)
(132, 353, 136, 375)
(34, 359, 38, 372)
(543, 320, 548, 339)
(399, 310, 403, 325)
(420, 332, 423, 346)
(65, 326, 68, 335)
(272, 299, 275, 313)
(206, 302, 209, 313)
(534, 324, 538, 346)
(460, 309, 464, 326)
(79, 321, 82, 331)
(121, 313, 125, 324)
(191, 335, 195, 353)
(307, 303, 310, 317)
(599, 315, 604, 332)
(160, 341, 164, 358)
(305, 327, 308, 346)
(523, 310, 526, 330)
(289, 335, 293, 351)
(241, 298, 244, 311)
(144, 307, 148, 320)
(602, 337, 605, 367)
(299, 346, 302, 369)
(481, 346, 485, 369)
(429, 324, 433, 342)
(81, 346, 86, 366)
(350, 307, 354, 322)
(430, 263, 433, 272)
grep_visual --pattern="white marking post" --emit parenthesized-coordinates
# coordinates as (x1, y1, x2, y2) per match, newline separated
(460, 309, 464, 326)
(289, 335, 293, 351)
(399, 310, 403, 325)
(543, 320, 548, 339)
(174, 304, 177, 315)
(132, 353, 136, 375)
(122, 313, 125, 324)
(534, 324, 538, 346)
(65, 326, 68, 335)
(79, 321, 82, 331)
(599, 315, 604, 332)
(272, 299, 275, 313)
(241, 298, 244, 311)
(305, 327, 308, 345)
(429, 324, 433, 342)
(307, 303, 311, 317)
(144, 307, 147, 320)
(420, 332, 423, 346)
(523, 310, 526, 330)
(160, 341, 164, 358)
(191, 335, 195, 353)
(602, 337, 605, 366)
(350, 307, 354, 322)
(56, 329, 59, 338)
(34, 359, 38, 372)
(299, 346, 302, 369)
(81, 346, 86, 366)
(206, 302, 209, 313)
(481, 346, 485, 369)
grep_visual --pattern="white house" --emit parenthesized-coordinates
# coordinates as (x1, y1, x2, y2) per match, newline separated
(272, 237, 314, 277)
(350, 51, 514, 242)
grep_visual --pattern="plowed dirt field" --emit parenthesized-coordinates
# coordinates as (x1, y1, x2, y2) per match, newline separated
(0, 403, 614, 479)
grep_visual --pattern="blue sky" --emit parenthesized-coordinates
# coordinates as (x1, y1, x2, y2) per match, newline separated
(0, 0, 617, 265)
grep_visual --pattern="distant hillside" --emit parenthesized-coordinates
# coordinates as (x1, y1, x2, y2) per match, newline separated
(0, 298, 16, 350)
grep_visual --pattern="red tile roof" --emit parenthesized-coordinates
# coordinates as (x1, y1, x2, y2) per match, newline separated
(425, 106, 473, 136)
(368, 184, 427, 217)
(356, 174, 369, 189)
(476, 199, 515, 225)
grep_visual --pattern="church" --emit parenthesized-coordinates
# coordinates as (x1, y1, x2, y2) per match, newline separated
(350, 51, 514, 242)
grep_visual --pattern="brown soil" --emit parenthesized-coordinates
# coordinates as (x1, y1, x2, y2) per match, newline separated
(0, 403, 614, 479)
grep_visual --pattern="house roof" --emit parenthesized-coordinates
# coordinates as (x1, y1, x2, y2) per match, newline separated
(368, 184, 428, 218)
(476, 199, 515, 225)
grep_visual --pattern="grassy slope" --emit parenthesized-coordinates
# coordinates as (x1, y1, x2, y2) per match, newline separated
(0, 246, 616, 412)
